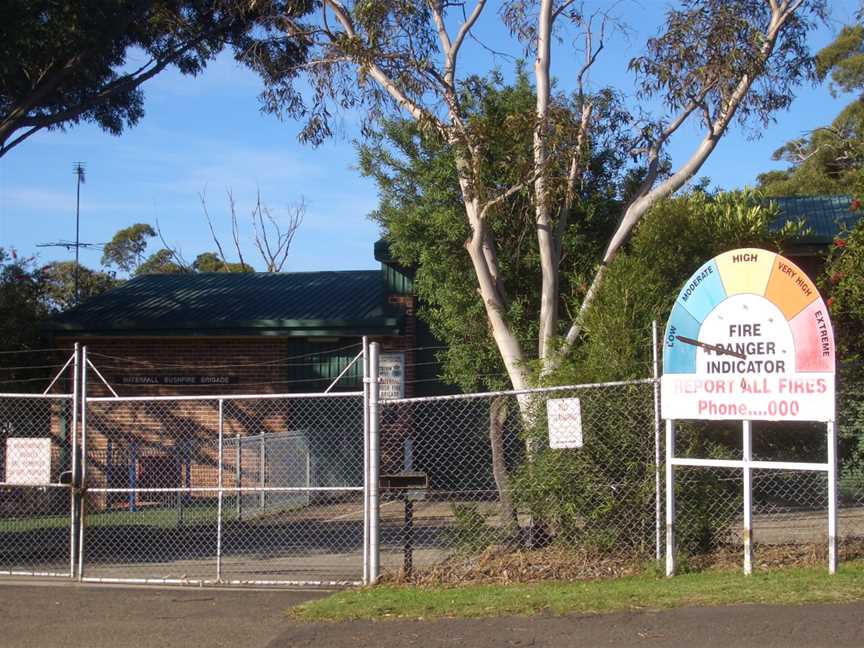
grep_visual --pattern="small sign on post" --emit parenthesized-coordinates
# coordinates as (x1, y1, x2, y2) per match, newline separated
(379, 352, 405, 400)
(547, 397, 583, 449)
(5, 438, 52, 485)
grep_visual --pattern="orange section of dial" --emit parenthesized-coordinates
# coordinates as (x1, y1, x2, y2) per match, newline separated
(764, 255, 819, 320)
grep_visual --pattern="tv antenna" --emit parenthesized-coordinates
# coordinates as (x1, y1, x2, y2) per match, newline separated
(36, 163, 92, 305)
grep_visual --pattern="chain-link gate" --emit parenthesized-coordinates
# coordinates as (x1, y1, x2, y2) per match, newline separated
(80, 393, 366, 586)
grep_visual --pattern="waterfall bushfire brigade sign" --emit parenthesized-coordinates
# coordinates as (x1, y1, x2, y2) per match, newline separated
(661, 248, 835, 421)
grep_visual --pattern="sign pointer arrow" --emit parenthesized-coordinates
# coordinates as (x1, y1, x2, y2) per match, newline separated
(675, 335, 747, 360)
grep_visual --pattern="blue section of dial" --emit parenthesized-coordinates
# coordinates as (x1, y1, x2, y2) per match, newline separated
(678, 259, 727, 322)
(662, 302, 702, 373)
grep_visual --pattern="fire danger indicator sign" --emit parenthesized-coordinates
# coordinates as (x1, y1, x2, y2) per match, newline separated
(661, 248, 835, 421)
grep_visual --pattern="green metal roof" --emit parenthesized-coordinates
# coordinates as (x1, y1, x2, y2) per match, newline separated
(771, 195, 860, 244)
(50, 270, 402, 337)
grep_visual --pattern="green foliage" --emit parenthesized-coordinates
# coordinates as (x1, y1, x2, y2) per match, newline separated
(631, 0, 823, 133)
(514, 384, 657, 553)
(820, 218, 864, 469)
(555, 190, 804, 385)
(0, 248, 46, 353)
(449, 504, 504, 554)
(816, 23, 864, 94)
(101, 224, 156, 273)
(102, 225, 256, 276)
(134, 249, 188, 276)
(0, 1, 313, 155)
(38, 261, 117, 311)
(192, 252, 253, 273)
(757, 14, 864, 196)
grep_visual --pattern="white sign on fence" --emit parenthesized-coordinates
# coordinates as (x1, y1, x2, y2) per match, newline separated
(547, 397, 583, 449)
(5, 438, 52, 485)
(379, 352, 405, 400)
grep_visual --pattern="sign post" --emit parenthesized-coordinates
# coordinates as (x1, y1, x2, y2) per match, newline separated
(661, 248, 837, 576)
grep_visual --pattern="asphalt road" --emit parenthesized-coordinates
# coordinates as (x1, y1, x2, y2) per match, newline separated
(1, 582, 862, 648)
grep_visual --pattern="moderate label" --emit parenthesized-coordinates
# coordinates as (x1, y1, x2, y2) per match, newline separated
(662, 248, 835, 421)
(547, 398, 583, 448)
(5, 438, 52, 485)
(379, 352, 405, 400)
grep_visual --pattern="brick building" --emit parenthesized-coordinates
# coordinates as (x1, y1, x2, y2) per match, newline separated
(43, 244, 449, 508)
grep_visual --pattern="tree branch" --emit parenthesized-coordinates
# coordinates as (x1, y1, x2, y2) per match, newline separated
(556, 0, 800, 360)
(199, 189, 232, 271)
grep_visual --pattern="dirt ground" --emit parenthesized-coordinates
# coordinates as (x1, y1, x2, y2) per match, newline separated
(1, 581, 863, 648)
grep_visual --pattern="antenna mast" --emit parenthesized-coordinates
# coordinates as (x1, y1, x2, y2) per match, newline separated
(73, 162, 86, 304)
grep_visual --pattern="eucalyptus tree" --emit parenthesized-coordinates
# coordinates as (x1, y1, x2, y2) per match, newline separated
(0, 0, 312, 157)
(758, 7, 864, 195)
(248, 0, 824, 393)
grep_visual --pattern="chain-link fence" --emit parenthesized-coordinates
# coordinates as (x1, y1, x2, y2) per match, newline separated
(2, 343, 864, 588)
(0, 394, 76, 577)
(377, 380, 659, 580)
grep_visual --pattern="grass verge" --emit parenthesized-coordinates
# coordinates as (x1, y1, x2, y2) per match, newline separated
(291, 560, 864, 622)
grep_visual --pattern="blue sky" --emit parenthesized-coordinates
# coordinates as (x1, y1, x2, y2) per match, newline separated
(0, 1, 859, 275)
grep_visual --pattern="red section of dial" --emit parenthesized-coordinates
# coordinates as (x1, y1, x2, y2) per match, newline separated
(789, 298, 835, 372)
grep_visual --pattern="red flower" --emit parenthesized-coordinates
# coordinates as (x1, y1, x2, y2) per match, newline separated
(831, 271, 846, 285)
(835, 238, 847, 249)
(827, 297, 835, 309)
(850, 198, 862, 211)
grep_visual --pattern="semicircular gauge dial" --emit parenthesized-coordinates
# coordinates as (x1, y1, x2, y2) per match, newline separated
(661, 248, 835, 422)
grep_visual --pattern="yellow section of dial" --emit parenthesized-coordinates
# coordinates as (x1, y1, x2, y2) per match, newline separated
(715, 248, 776, 297)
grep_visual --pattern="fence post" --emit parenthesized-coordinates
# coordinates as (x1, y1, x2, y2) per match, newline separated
(259, 433, 266, 510)
(235, 433, 241, 521)
(129, 442, 138, 513)
(362, 336, 370, 585)
(652, 320, 661, 562)
(665, 419, 676, 577)
(828, 419, 838, 574)
(743, 420, 753, 575)
(305, 444, 312, 507)
(175, 443, 183, 525)
(216, 399, 224, 582)
(78, 346, 88, 581)
(69, 343, 80, 579)
(369, 342, 381, 584)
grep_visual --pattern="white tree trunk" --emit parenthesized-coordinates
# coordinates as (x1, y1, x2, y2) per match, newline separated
(533, 0, 559, 366)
